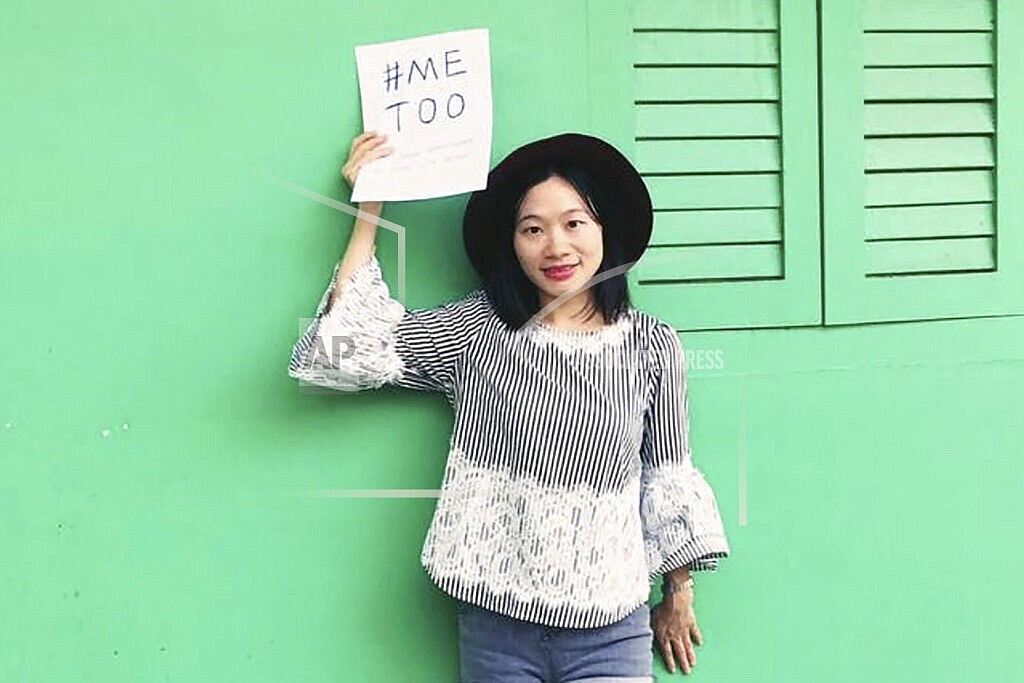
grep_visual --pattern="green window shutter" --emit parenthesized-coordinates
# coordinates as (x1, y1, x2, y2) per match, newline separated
(589, 0, 821, 331)
(821, 0, 1024, 324)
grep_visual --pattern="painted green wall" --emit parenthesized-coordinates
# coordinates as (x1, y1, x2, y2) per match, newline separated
(2, 1, 1022, 681)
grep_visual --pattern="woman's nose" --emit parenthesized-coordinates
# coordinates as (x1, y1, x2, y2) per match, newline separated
(544, 228, 572, 256)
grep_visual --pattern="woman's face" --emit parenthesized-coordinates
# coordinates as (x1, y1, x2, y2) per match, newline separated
(512, 175, 604, 307)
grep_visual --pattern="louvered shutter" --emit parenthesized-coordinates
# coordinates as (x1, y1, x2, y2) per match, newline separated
(821, 0, 1024, 323)
(589, 0, 821, 331)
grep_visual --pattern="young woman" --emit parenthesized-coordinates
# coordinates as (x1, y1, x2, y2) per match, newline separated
(288, 131, 732, 682)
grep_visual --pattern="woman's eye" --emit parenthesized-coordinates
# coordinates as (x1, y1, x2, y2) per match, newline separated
(568, 219, 585, 228)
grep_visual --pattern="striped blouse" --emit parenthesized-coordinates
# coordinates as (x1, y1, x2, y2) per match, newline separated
(287, 245, 731, 629)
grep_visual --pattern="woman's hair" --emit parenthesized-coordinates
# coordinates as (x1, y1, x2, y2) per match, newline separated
(483, 162, 634, 331)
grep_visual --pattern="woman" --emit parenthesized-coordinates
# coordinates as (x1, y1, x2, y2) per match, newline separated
(288, 130, 732, 682)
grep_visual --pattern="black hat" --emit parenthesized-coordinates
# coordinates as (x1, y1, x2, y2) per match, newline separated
(462, 132, 653, 281)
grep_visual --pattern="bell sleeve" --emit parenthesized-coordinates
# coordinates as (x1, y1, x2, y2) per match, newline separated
(287, 244, 486, 395)
(639, 322, 731, 581)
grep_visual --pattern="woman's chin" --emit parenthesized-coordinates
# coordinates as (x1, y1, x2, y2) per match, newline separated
(537, 278, 584, 301)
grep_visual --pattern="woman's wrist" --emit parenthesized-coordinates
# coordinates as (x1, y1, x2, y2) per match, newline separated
(664, 565, 691, 584)
(357, 200, 383, 214)
(662, 566, 694, 596)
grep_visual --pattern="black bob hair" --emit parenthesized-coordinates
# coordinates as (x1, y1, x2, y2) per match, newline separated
(482, 162, 634, 331)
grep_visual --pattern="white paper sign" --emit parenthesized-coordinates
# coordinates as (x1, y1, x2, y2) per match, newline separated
(351, 28, 492, 202)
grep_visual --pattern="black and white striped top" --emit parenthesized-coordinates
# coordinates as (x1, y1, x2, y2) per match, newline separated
(288, 246, 731, 629)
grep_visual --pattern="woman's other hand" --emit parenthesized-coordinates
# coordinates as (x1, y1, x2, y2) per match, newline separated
(651, 588, 704, 675)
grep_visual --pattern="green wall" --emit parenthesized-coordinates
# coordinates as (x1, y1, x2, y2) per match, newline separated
(3, 1, 1022, 681)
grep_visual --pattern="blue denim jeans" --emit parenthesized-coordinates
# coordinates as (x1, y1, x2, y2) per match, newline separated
(455, 599, 654, 683)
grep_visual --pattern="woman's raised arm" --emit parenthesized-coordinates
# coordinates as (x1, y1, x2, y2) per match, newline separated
(287, 131, 490, 396)
(324, 131, 391, 311)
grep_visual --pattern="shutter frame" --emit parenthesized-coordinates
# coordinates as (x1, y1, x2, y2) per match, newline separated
(588, 0, 822, 331)
(821, 0, 1024, 324)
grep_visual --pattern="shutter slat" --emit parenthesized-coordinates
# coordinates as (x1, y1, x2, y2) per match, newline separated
(646, 174, 781, 210)
(864, 136, 994, 171)
(637, 244, 781, 281)
(633, 31, 778, 65)
(864, 32, 992, 67)
(865, 203, 994, 240)
(636, 103, 779, 137)
(863, 0, 993, 31)
(634, 0, 778, 30)
(865, 103, 993, 135)
(637, 139, 780, 173)
(865, 170, 994, 207)
(866, 237, 994, 275)
(635, 66, 779, 101)
(864, 67, 993, 101)
(651, 208, 782, 245)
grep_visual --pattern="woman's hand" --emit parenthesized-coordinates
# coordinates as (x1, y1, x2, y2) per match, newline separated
(651, 589, 704, 675)
(341, 131, 393, 212)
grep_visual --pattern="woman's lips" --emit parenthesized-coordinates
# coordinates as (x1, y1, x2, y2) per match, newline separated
(542, 263, 579, 281)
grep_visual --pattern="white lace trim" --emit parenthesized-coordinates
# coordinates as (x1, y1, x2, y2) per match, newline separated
(640, 459, 730, 573)
(420, 445, 651, 612)
(289, 246, 406, 391)
(524, 312, 633, 356)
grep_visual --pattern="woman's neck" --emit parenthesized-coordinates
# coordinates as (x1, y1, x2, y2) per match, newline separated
(537, 290, 606, 330)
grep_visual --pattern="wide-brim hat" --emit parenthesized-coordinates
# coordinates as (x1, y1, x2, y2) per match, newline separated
(462, 132, 653, 281)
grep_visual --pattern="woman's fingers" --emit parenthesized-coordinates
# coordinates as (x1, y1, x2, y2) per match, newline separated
(349, 130, 379, 156)
(670, 635, 693, 675)
(344, 132, 385, 178)
(344, 133, 391, 187)
(657, 635, 677, 674)
(651, 600, 705, 675)
(681, 633, 697, 672)
(656, 627, 702, 674)
(344, 146, 393, 185)
(351, 131, 389, 159)
(348, 147, 392, 181)
(364, 142, 394, 158)
(690, 621, 704, 647)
